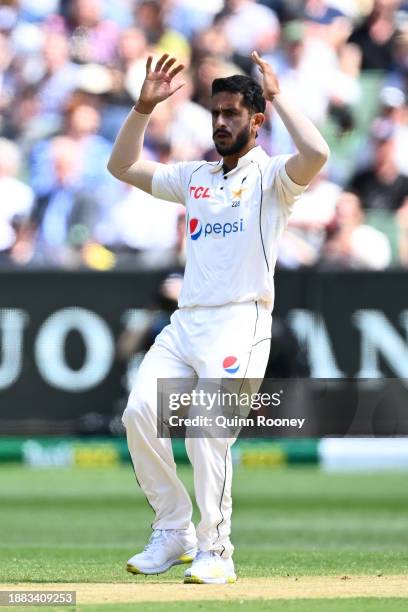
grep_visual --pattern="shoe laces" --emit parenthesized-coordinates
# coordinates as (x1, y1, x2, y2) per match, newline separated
(143, 529, 171, 553)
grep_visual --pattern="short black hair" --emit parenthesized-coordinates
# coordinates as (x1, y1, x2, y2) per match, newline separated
(211, 75, 266, 114)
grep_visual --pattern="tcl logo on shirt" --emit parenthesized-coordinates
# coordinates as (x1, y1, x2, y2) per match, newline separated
(189, 186, 212, 199)
(189, 217, 245, 240)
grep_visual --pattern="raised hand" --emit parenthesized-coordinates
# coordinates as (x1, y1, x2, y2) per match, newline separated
(136, 54, 185, 114)
(251, 50, 280, 102)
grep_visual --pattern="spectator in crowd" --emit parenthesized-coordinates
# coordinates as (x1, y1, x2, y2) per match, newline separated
(18, 0, 59, 22)
(2, 16, 105, 141)
(107, 186, 185, 267)
(371, 86, 408, 176)
(167, 0, 221, 39)
(0, 32, 15, 133)
(348, 0, 402, 71)
(304, 0, 347, 24)
(102, 140, 185, 268)
(30, 96, 114, 196)
(115, 26, 149, 102)
(302, 6, 356, 118)
(217, 0, 280, 60)
(134, 0, 191, 64)
(0, 138, 34, 263)
(29, 136, 103, 265)
(328, 32, 362, 108)
(191, 53, 243, 109)
(263, 16, 360, 155)
(263, 20, 331, 152)
(321, 191, 392, 269)
(65, 0, 120, 65)
(389, 23, 408, 92)
(278, 171, 342, 267)
(190, 22, 233, 67)
(348, 124, 408, 210)
(35, 32, 79, 127)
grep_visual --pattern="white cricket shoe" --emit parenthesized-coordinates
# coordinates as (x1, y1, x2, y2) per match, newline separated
(127, 526, 197, 575)
(184, 550, 237, 584)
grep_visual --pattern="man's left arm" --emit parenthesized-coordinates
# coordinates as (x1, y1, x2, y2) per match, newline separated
(252, 51, 330, 186)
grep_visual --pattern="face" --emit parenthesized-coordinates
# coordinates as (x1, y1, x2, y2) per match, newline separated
(374, 138, 395, 166)
(335, 192, 362, 226)
(211, 91, 263, 156)
(119, 28, 146, 62)
(75, 0, 101, 26)
(69, 104, 100, 137)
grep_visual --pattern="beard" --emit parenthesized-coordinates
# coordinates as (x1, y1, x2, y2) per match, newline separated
(213, 124, 251, 156)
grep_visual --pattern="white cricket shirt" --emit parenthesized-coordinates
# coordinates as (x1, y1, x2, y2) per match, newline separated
(152, 146, 307, 310)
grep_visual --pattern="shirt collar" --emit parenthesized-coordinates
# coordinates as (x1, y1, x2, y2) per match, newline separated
(210, 146, 264, 174)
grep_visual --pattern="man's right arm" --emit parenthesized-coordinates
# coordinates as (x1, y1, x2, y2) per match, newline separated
(107, 108, 158, 193)
(107, 54, 185, 194)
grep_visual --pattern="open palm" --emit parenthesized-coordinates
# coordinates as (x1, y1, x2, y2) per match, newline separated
(138, 54, 185, 112)
(251, 50, 280, 101)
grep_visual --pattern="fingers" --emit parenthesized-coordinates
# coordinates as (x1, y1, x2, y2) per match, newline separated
(154, 53, 169, 72)
(169, 64, 184, 79)
(151, 54, 184, 78)
(251, 50, 265, 70)
(162, 57, 177, 73)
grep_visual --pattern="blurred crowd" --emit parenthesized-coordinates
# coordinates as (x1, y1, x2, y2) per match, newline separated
(1, 0, 408, 270)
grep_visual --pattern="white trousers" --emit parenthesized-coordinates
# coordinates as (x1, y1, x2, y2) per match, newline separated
(122, 300, 271, 558)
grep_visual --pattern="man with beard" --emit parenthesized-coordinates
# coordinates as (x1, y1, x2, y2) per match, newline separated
(107, 52, 329, 584)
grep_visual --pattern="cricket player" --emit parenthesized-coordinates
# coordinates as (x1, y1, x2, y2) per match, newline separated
(107, 52, 329, 584)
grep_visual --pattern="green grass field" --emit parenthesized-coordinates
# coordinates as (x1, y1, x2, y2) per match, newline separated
(1, 463, 407, 610)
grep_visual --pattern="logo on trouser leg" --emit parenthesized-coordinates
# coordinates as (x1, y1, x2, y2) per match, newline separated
(223, 356, 240, 374)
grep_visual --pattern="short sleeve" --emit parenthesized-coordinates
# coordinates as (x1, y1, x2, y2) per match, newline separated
(152, 162, 198, 205)
(263, 154, 308, 207)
